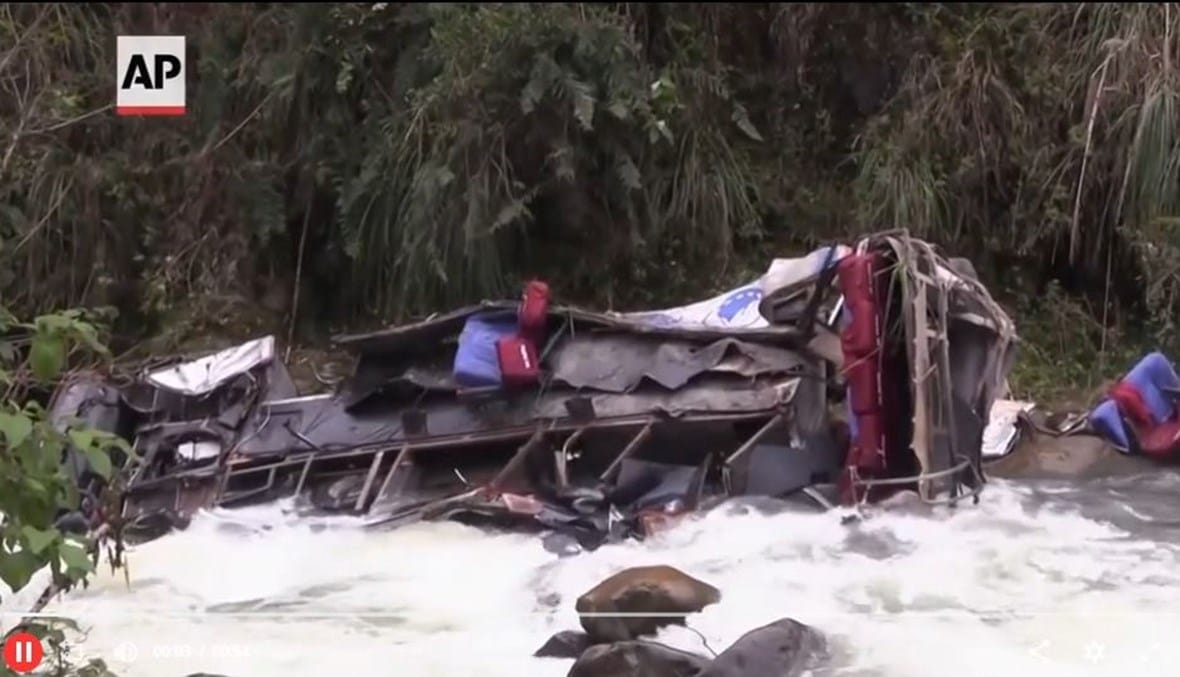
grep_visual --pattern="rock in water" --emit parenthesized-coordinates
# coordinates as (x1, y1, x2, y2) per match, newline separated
(575, 565, 721, 642)
(568, 640, 711, 677)
(123, 508, 191, 544)
(534, 630, 595, 659)
(699, 618, 826, 677)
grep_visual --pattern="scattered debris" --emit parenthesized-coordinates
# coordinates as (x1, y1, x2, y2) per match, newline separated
(984, 350, 1180, 479)
(982, 399, 1036, 459)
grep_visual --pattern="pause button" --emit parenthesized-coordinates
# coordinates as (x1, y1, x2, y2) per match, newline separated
(3, 632, 44, 673)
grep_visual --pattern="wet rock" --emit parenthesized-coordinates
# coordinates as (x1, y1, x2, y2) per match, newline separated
(567, 640, 710, 677)
(534, 630, 595, 659)
(985, 431, 1154, 480)
(123, 508, 191, 544)
(575, 565, 721, 642)
(699, 618, 826, 677)
(53, 511, 91, 536)
(542, 531, 586, 557)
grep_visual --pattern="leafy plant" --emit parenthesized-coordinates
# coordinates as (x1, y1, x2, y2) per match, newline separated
(19, 617, 119, 677)
(0, 305, 127, 675)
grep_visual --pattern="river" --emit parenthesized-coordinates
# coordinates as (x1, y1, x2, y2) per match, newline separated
(7, 475, 1180, 676)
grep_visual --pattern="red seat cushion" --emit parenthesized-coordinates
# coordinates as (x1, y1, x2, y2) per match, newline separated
(1109, 381, 1154, 427)
(1138, 418, 1180, 458)
(1109, 380, 1180, 457)
(518, 280, 550, 345)
(496, 335, 540, 387)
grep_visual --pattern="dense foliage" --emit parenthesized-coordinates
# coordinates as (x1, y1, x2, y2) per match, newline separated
(0, 306, 124, 675)
(2, 3, 1179, 398)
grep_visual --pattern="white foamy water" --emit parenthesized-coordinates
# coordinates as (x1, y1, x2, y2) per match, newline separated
(7, 477, 1180, 676)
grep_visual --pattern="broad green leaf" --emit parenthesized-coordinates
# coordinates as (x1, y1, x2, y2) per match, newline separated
(59, 541, 93, 574)
(71, 322, 110, 357)
(0, 412, 33, 448)
(22, 526, 58, 555)
(0, 307, 16, 331)
(0, 550, 43, 592)
(30, 332, 66, 381)
(83, 446, 113, 480)
(68, 428, 96, 452)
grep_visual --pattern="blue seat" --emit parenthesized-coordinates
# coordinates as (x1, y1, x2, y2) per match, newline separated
(1089, 351, 1180, 454)
(1089, 399, 1131, 452)
(1122, 351, 1180, 424)
(452, 312, 518, 388)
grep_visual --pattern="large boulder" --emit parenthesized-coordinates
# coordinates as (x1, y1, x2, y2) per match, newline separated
(534, 630, 596, 659)
(568, 640, 711, 677)
(699, 618, 826, 677)
(575, 565, 721, 642)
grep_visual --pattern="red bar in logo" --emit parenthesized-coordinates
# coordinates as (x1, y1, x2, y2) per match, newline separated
(116, 105, 186, 116)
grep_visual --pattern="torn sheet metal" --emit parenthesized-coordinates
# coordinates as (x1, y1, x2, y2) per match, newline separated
(331, 301, 808, 358)
(146, 335, 277, 396)
(982, 399, 1035, 459)
(337, 334, 811, 408)
(547, 336, 810, 393)
(887, 234, 1017, 498)
(233, 375, 802, 457)
(758, 245, 852, 323)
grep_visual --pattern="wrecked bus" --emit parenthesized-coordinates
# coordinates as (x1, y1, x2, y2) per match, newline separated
(49, 232, 1017, 548)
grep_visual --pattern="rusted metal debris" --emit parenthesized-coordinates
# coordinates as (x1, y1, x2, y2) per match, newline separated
(49, 232, 1016, 550)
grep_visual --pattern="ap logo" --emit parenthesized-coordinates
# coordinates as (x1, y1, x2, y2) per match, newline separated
(116, 35, 185, 116)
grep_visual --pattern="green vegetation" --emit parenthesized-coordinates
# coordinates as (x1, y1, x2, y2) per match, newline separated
(0, 307, 125, 675)
(3, 3, 1180, 403)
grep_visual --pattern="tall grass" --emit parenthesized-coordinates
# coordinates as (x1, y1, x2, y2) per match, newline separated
(2, 3, 1180, 362)
(853, 3, 1180, 341)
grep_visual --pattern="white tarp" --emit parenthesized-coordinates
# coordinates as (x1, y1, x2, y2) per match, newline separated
(612, 242, 993, 334)
(146, 335, 277, 396)
(619, 282, 770, 329)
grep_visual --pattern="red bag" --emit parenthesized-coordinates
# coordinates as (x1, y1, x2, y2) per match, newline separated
(518, 280, 550, 345)
(496, 336, 540, 386)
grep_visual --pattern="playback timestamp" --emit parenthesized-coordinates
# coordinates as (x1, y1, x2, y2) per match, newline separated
(113, 640, 256, 663)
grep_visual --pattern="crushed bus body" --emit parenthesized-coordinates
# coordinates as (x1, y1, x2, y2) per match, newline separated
(49, 232, 1017, 550)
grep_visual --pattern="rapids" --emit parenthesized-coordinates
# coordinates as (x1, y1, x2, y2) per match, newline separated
(6, 475, 1180, 676)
